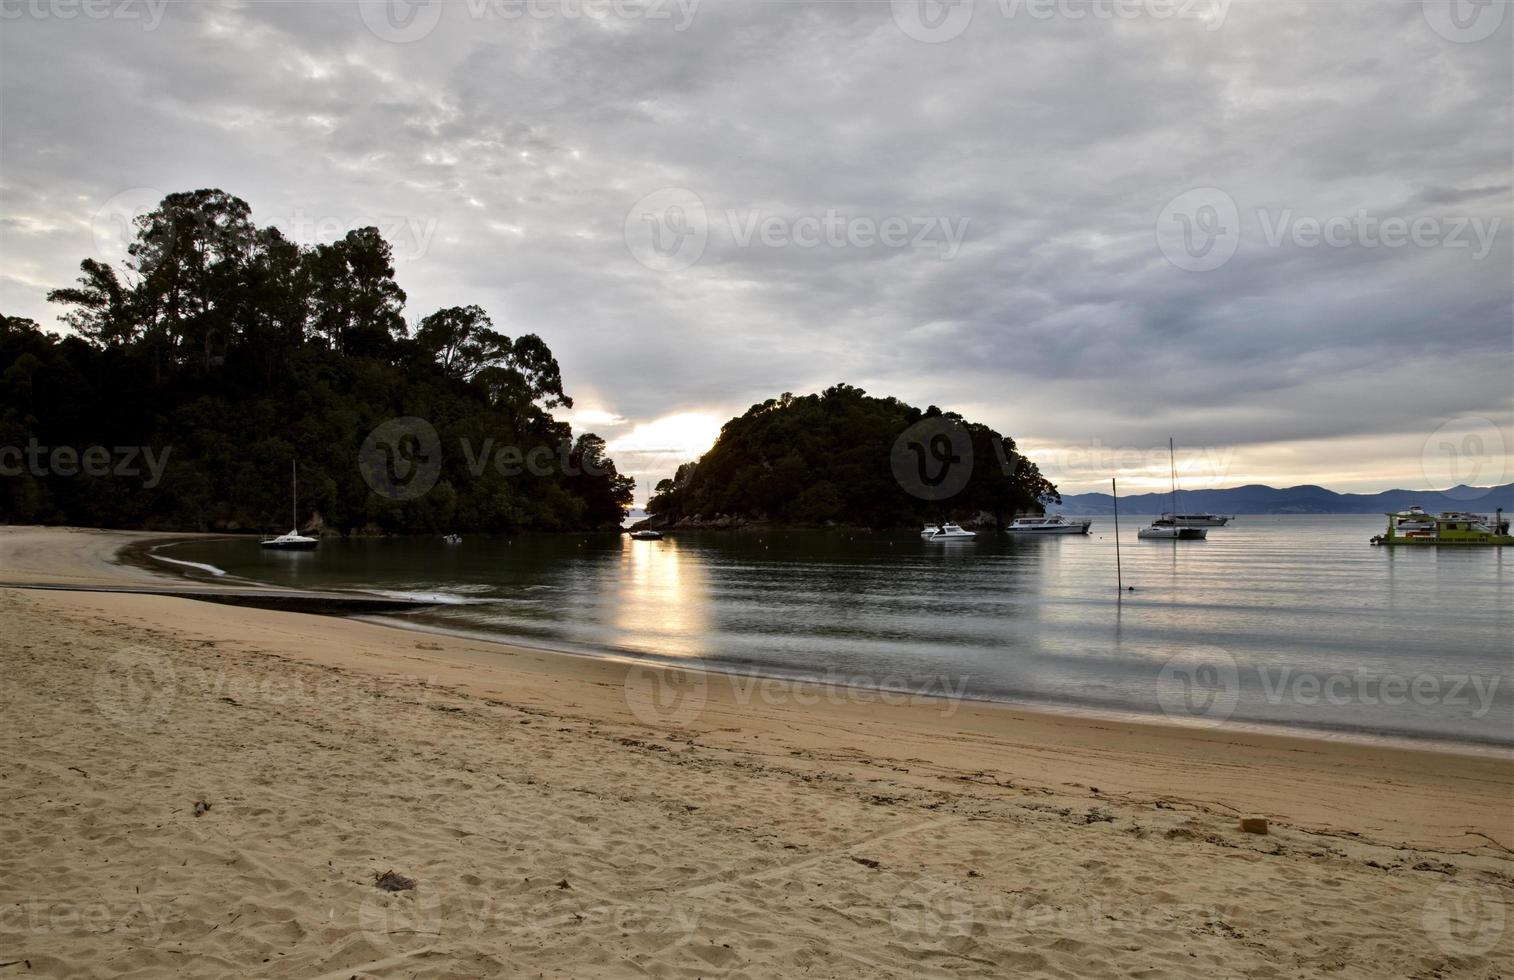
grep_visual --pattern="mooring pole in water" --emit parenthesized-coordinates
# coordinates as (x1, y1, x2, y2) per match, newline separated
(1112, 477, 1123, 596)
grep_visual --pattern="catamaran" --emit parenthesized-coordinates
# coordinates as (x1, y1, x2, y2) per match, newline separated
(260, 461, 319, 551)
(1138, 439, 1208, 540)
(1005, 515, 1092, 534)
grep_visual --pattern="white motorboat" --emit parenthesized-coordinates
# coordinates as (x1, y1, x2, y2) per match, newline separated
(260, 461, 319, 551)
(1006, 515, 1092, 535)
(1138, 439, 1208, 541)
(1389, 505, 1436, 532)
(629, 529, 664, 540)
(1137, 523, 1208, 540)
(1157, 512, 1232, 527)
(921, 522, 977, 540)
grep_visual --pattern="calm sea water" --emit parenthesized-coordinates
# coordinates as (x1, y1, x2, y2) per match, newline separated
(158, 516, 1514, 747)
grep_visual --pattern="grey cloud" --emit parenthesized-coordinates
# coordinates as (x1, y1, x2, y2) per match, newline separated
(0, 1, 1508, 498)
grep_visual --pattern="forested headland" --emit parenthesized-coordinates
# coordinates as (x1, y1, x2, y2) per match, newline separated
(644, 385, 1059, 529)
(1, 189, 632, 533)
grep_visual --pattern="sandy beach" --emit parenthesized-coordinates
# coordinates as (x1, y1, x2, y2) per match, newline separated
(1, 526, 1510, 978)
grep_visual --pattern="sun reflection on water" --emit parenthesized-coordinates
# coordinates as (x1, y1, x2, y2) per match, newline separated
(610, 537, 710, 659)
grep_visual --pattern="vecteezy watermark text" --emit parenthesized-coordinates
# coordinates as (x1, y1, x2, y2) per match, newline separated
(624, 664, 973, 727)
(358, 0, 699, 43)
(359, 417, 618, 502)
(1156, 187, 1504, 272)
(459, 437, 614, 479)
(1033, 439, 1236, 488)
(890, 0, 1230, 43)
(624, 188, 970, 272)
(1157, 648, 1503, 726)
(93, 644, 445, 732)
(0, 0, 167, 29)
(0, 440, 171, 488)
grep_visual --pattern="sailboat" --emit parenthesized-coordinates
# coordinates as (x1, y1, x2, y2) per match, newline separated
(1137, 439, 1208, 540)
(260, 461, 319, 551)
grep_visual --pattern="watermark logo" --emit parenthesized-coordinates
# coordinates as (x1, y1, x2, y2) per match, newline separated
(92, 646, 176, 730)
(357, 881, 444, 951)
(357, 0, 445, 42)
(1422, 882, 1506, 956)
(891, 417, 974, 501)
(890, 878, 977, 942)
(891, 0, 975, 42)
(1422, 0, 1505, 42)
(623, 665, 708, 726)
(1422, 416, 1507, 500)
(1155, 647, 1239, 726)
(360, 416, 443, 501)
(1155, 187, 1241, 272)
(624, 188, 709, 272)
(90, 186, 165, 263)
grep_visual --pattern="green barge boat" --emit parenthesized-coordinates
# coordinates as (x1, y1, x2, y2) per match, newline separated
(1370, 506, 1514, 546)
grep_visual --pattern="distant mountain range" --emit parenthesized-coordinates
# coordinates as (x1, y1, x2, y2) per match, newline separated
(1056, 483, 1514, 516)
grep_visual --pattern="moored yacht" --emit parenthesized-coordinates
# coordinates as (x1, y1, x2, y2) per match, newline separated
(1137, 522, 1208, 540)
(260, 461, 319, 551)
(260, 529, 319, 551)
(921, 522, 977, 540)
(1157, 512, 1232, 527)
(1005, 515, 1092, 534)
(1138, 439, 1208, 541)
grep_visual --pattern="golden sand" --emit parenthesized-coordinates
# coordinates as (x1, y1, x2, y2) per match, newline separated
(1, 526, 1509, 977)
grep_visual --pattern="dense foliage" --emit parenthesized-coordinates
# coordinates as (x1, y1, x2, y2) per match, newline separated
(0, 189, 633, 533)
(646, 385, 1059, 528)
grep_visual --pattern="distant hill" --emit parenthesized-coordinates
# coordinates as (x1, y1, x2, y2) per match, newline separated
(1057, 483, 1514, 516)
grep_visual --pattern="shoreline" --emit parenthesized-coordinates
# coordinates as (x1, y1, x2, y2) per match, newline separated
(356, 613, 1514, 761)
(3, 523, 1509, 839)
(148, 529, 1514, 759)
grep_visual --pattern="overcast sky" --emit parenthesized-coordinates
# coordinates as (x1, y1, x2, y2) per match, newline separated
(1, 0, 1509, 501)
